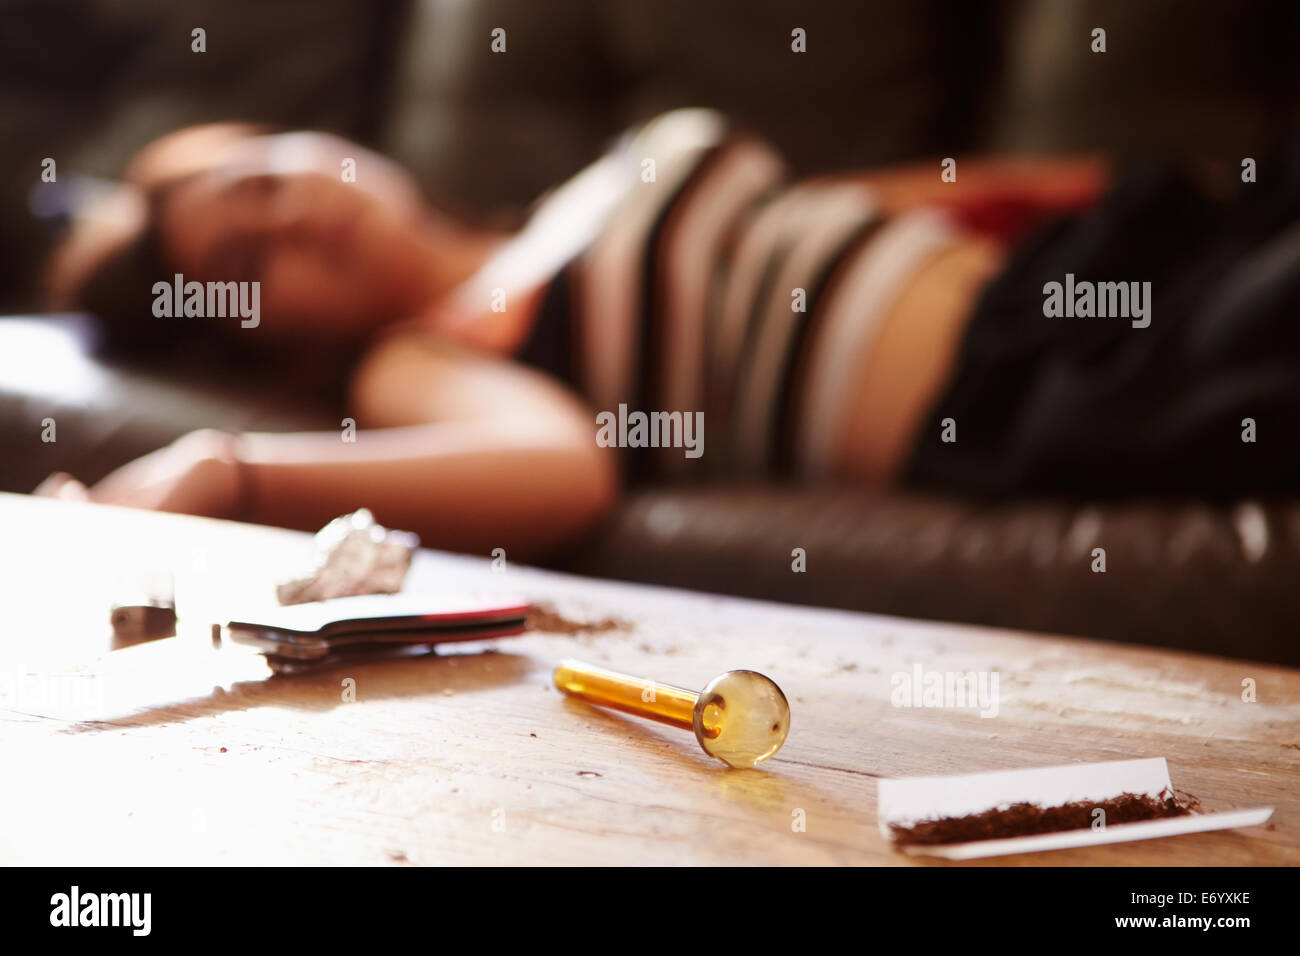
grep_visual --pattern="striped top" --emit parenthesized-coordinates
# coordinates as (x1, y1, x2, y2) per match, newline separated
(504, 110, 957, 479)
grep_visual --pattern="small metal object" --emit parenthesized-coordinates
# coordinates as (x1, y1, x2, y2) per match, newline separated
(109, 603, 177, 647)
(110, 572, 178, 647)
(553, 659, 790, 768)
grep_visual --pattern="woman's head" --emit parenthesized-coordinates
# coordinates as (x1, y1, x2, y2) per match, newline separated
(52, 125, 477, 345)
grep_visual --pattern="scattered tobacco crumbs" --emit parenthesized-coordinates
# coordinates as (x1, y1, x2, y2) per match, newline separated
(528, 603, 629, 635)
(890, 790, 1194, 846)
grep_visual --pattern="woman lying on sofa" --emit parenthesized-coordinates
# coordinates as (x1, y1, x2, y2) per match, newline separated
(39, 112, 1300, 556)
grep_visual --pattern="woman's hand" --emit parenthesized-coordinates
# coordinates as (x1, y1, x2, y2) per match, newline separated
(35, 429, 243, 519)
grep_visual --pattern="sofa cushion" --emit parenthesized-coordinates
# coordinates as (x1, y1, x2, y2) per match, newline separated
(553, 485, 1300, 665)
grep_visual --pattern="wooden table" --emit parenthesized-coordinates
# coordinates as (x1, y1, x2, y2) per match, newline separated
(0, 493, 1295, 865)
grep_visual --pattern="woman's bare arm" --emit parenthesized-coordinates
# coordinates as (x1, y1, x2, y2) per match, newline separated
(236, 418, 615, 559)
(51, 337, 618, 560)
(244, 335, 620, 557)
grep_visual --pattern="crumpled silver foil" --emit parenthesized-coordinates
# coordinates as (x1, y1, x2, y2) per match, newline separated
(276, 509, 419, 606)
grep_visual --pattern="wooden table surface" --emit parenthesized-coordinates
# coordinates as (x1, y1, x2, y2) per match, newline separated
(0, 493, 1295, 865)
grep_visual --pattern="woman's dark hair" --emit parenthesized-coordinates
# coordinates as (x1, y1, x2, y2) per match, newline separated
(68, 166, 362, 398)
(73, 176, 238, 359)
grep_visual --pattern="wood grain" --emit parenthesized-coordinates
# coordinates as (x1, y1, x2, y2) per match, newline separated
(0, 493, 1295, 865)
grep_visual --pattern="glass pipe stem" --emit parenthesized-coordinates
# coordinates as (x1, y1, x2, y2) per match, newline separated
(553, 659, 697, 729)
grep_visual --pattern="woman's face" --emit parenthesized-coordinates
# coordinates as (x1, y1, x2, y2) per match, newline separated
(153, 136, 440, 338)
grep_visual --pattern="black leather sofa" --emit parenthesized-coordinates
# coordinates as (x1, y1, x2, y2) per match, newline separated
(3, 1, 1297, 664)
(2, 315, 1296, 666)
